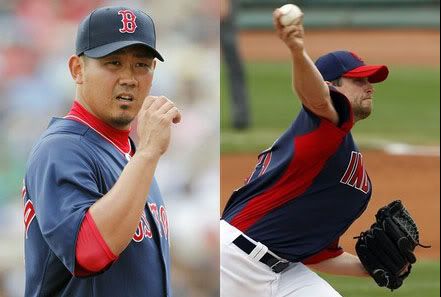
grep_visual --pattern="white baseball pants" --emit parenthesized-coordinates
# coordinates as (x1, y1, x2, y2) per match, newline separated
(220, 220, 343, 297)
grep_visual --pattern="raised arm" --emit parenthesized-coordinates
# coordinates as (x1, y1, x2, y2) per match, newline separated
(89, 96, 181, 255)
(273, 9, 339, 125)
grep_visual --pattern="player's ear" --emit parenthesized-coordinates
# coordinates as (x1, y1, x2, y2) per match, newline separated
(68, 55, 84, 84)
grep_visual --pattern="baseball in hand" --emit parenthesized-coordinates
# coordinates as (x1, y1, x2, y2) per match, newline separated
(279, 4, 302, 26)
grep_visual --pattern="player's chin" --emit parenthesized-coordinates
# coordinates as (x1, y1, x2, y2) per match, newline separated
(111, 114, 135, 128)
(361, 99, 373, 109)
(111, 109, 137, 127)
(358, 108, 372, 120)
(354, 105, 372, 120)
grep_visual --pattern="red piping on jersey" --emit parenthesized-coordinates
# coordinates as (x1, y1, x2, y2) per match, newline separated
(65, 100, 132, 156)
(75, 211, 118, 276)
(230, 118, 353, 231)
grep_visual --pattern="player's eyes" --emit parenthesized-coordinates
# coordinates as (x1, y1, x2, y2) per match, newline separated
(136, 63, 152, 69)
(354, 78, 367, 85)
(103, 60, 152, 71)
(107, 61, 121, 66)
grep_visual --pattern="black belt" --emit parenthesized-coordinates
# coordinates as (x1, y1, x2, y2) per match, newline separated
(232, 235, 290, 273)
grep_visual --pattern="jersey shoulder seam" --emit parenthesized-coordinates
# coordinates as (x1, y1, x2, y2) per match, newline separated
(29, 130, 98, 170)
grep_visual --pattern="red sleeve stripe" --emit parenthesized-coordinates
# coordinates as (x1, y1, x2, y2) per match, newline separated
(75, 211, 118, 276)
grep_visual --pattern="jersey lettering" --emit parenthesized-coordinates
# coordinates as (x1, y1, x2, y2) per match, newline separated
(21, 184, 27, 200)
(245, 154, 264, 184)
(340, 151, 370, 193)
(245, 150, 272, 185)
(118, 10, 137, 33)
(24, 200, 36, 239)
(132, 212, 152, 242)
(258, 152, 272, 177)
(132, 204, 170, 243)
(148, 202, 162, 237)
(159, 206, 169, 241)
(340, 151, 358, 182)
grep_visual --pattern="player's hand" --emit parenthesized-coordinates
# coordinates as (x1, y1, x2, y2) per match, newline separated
(136, 96, 181, 157)
(273, 9, 305, 53)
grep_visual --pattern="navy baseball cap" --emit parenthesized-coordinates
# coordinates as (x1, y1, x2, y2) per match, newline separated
(315, 51, 388, 83)
(75, 6, 164, 61)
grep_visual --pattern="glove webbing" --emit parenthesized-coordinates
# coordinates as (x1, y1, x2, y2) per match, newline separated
(378, 200, 431, 248)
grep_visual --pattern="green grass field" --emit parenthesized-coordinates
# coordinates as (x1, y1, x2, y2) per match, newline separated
(321, 261, 440, 297)
(221, 63, 440, 153)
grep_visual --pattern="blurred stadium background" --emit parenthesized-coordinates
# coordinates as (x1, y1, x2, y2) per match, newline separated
(221, 0, 439, 296)
(222, 0, 440, 149)
(0, 0, 219, 297)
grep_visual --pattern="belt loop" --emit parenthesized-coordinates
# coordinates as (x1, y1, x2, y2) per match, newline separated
(249, 242, 268, 261)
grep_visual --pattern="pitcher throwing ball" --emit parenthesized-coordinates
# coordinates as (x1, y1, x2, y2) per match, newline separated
(23, 6, 180, 297)
(221, 6, 422, 297)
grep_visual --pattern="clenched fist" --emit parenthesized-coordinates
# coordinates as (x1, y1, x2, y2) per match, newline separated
(136, 96, 181, 157)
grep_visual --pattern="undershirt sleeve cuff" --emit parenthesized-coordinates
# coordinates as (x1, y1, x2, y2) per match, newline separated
(74, 210, 118, 276)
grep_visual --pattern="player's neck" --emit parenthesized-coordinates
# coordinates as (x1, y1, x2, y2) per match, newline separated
(66, 100, 132, 155)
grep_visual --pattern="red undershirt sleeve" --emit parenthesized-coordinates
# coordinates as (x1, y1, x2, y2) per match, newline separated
(301, 238, 344, 265)
(74, 211, 118, 277)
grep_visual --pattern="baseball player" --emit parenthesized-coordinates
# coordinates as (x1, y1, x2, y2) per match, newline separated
(221, 0, 251, 129)
(221, 8, 390, 297)
(23, 6, 180, 297)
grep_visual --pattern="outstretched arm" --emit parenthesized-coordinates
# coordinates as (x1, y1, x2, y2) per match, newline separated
(273, 8, 339, 125)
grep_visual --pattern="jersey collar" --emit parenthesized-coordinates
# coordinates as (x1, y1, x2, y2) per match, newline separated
(65, 100, 132, 156)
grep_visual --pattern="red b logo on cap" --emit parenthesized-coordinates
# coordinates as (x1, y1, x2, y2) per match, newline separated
(118, 10, 137, 33)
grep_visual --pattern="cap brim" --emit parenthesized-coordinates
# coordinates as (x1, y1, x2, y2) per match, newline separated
(343, 65, 389, 83)
(83, 40, 164, 61)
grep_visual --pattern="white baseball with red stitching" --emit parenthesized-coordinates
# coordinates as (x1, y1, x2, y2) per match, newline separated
(279, 4, 302, 26)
